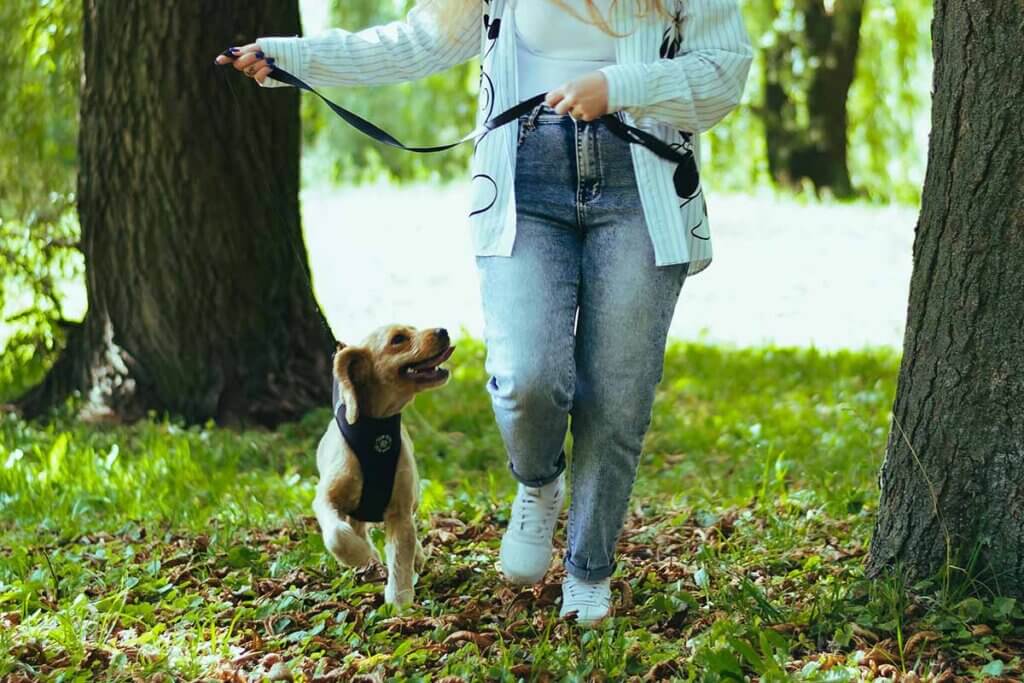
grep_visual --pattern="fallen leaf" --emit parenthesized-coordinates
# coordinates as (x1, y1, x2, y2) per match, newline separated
(903, 630, 941, 656)
(849, 622, 879, 643)
(443, 630, 495, 650)
(863, 643, 898, 667)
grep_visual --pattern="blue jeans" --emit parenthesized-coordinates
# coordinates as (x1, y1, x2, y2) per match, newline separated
(475, 104, 688, 581)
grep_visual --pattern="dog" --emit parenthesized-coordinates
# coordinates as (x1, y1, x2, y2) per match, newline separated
(313, 324, 454, 607)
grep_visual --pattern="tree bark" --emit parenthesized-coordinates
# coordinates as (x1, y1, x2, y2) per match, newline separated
(763, 0, 865, 198)
(18, 1, 334, 426)
(868, 0, 1024, 594)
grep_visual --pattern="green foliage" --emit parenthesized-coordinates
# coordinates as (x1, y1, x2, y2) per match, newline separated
(847, 0, 933, 204)
(0, 0, 83, 380)
(309, 0, 934, 203)
(705, 0, 933, 204)
(0, 0, 935, 391)
(3, 340, 1022, 680)
(301, 0, 480, 185)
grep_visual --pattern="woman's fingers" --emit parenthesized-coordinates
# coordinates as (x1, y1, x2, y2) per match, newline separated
(214, 48, 237, 65)
(552, 93, 576, 117)
(214, 43, 272, 81)
(215, 42, 256, 64)
(547, 84, 584, 118)
(545, 73, 608, 120)
(233, 51, 263, 72)
(254, 65, 274, 85)
(545, 87, 565, 109)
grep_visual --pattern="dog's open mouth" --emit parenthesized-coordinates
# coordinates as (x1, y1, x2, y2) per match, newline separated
(401, 345, 455, 383)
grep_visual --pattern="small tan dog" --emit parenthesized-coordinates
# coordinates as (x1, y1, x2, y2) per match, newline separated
(313, 324, 454, 607)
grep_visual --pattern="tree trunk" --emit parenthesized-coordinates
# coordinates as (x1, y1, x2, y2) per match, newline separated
(763, 0, 864, 198)
(867, 0, 1024, 594)
(17, 1, 334, 426)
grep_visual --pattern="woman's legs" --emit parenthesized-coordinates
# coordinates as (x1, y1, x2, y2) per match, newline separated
(477, 107, 688, 619)
(476, 109, 584, 584)
(475, 221, 580, 487)
(564, 120, 688, 583)
(476, 108, 583, 488)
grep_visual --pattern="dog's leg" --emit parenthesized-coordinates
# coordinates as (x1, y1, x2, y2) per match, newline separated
(414, 536, 428, 573)
(350, 519, 382, 564)
(384, 515, 418, 607)
(314, 496, 379, 567)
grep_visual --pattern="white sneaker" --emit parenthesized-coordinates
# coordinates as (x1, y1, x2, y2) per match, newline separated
(499, 476, 565, 584)
(559, 575, 612, 625)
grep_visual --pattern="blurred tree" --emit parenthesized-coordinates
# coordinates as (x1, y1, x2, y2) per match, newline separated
(705, 0, 932, 203)
(761, 0, 865, 198)
(868, 0, 1024, 593)
(18, 1, 334, 424)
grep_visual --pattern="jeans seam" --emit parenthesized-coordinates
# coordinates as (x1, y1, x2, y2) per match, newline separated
(573, 117, 584, 231)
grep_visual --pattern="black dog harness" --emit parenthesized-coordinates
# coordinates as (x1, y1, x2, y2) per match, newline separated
(332, 378, 402, 522)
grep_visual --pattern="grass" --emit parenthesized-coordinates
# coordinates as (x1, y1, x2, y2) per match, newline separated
(1, 339, 1022, 681)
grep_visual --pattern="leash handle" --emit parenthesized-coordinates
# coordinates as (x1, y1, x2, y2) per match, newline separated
(219, 49, 691, 165)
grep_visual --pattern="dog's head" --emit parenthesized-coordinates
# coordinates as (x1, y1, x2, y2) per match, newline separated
(333, 324, 455, 423)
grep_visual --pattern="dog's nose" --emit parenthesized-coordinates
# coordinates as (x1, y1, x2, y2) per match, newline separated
(436, 327, 449, 344)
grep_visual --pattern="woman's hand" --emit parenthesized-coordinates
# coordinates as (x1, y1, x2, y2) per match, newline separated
(545, 71, 610, 121)
(214, 43, 275, 85)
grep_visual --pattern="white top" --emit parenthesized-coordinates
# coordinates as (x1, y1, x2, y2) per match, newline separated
(513, 0, 616, 98)
(257, 0, 754, 272)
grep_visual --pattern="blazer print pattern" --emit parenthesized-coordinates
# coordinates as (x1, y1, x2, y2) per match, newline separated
(258, 0, 753, 273)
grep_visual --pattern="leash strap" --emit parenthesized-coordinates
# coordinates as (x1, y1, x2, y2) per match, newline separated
(220, 50, 690, 165)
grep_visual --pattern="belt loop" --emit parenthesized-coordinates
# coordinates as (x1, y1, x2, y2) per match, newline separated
(527, 102, 543, 129)
(518, 103, 543, 146)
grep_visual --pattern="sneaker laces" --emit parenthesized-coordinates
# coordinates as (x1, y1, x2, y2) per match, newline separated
(563, 576, 611, 608)
(511, 482, 562, 537)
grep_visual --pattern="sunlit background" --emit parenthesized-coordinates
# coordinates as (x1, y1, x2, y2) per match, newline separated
(1, 0, 934, 374)
(298, 0, 930, 349)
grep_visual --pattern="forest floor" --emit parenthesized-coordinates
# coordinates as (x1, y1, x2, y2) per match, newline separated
(2, 340, 1023, 681)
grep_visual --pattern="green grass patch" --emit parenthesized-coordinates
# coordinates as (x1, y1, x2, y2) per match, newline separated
(1, 340, 1022, 681)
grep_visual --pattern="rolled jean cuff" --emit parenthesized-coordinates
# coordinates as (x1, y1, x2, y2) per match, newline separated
(564, 555, 617, 582)
(507, 450, 566, 488)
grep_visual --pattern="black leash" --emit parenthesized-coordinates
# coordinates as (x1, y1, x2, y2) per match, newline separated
(212, 50, 694, 350)
(218, 49, 692, 166)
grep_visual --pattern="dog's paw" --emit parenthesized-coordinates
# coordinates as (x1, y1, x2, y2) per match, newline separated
(385, 582, 415, 609)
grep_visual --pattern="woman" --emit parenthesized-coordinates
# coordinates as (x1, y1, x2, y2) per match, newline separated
(216, 0, 751, 625)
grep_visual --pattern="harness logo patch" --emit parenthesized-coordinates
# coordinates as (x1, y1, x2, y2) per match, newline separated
(374, 435, 393, 453)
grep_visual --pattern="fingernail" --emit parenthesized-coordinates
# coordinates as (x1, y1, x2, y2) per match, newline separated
(255, 51, 264, 58)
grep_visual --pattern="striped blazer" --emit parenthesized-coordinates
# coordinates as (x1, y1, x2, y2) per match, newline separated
(258, 0, 752, 273)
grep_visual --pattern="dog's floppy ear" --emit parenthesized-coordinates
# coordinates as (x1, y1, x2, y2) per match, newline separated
(333, 345, 369, 424)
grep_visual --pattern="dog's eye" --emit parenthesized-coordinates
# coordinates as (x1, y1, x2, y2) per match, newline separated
(390, 334, 409, 346)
